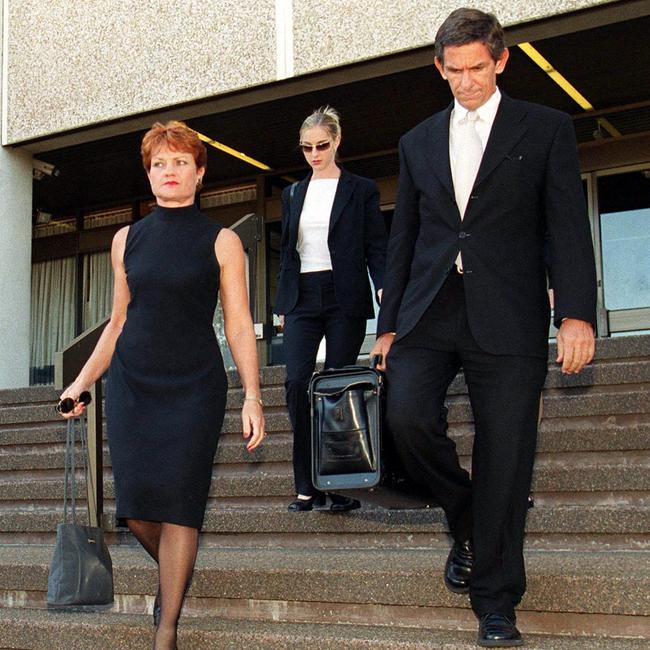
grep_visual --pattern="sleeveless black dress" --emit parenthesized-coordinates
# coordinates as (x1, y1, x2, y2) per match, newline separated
(106, 204, 228, 529)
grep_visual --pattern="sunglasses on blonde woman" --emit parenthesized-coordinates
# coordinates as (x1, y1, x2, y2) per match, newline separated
(299, 141, 331, 153)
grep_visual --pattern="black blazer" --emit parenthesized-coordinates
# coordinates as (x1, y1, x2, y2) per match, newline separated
(377, 94, 597, 358)
(274, 168, 387, 319)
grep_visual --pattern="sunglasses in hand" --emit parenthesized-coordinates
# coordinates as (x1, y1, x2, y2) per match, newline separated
(56, 391, 92, 415)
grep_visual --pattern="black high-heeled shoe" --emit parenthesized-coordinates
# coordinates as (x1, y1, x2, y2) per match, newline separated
(328, 493, 361, 512)
(287, 494, 326, 511)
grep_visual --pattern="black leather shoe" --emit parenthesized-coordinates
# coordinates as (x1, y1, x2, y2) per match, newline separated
(444, 539, 473, 594)
(328, 494, 361, 512)
(287, 494, 326, 511)
(478, 613, 523, 647)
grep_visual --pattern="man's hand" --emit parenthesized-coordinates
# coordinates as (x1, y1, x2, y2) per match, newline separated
(556, 318, 595, 374)
(370, 333, 396, 371)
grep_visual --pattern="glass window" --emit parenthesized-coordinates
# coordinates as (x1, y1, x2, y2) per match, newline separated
(598, 170, 650, 311)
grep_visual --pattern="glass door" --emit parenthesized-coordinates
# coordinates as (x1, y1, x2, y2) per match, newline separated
(595, 165, 650, 334)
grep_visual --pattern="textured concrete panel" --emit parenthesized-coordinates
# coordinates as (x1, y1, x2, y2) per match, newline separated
(0, 147, 32, 388)
(293, 0, 615, 75)
(4, 0, 276, 143)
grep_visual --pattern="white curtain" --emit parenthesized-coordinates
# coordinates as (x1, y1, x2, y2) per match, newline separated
(30, 257, 77, 384)
(83, 251, 113, 330)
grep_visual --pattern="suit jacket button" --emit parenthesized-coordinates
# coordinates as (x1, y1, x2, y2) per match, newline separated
(459, 231, 469, 239)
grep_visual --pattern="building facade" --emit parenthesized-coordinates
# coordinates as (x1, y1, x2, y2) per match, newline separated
(1, 0, 649, 388)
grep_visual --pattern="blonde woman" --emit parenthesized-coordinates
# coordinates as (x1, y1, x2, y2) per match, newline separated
(275, 106, 387, 512)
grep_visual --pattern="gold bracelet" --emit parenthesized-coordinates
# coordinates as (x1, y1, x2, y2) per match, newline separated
(244, 396, 263, 406)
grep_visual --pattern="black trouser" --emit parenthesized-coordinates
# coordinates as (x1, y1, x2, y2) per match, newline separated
(385, 270, 547, 618)
(283, 271, 367, 496)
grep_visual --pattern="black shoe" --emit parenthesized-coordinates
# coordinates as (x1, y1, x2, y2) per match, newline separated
(478, 613, 523, 647)
(287, 494, 326, 512)
(328, 494, 361, 512)
(152, 588, 160, 627)
(444, 539, 474, 594)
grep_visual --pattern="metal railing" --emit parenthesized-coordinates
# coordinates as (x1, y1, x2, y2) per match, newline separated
(54, 317, 109, 528)
(230, 212, 262, 317)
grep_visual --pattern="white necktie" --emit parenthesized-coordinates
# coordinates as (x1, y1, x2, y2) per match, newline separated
(453, 111, 483, 271)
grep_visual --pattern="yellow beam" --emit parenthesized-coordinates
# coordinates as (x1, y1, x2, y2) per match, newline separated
(518, 42, 593, 109)
(517, 42, 621, 137)
(193, 130, 272, 171)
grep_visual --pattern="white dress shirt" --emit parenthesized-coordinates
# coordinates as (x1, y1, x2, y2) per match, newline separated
(449, 88, 501, 271)
(297, 178, 339, 272)
(449, 87, 502, 162)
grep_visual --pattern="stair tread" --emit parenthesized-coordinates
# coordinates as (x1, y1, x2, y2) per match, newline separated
(2, 382, 649, 428)
(1, 543, 646, 575)
(0, 545, 647, 618)
(0, 502, 647, 537)
(0, 608, 646, 650)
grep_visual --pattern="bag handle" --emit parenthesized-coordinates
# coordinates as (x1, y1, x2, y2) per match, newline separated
(313, 380, 376, 399)
(62, 416, 94, 526)
(63, 419, 75, 523)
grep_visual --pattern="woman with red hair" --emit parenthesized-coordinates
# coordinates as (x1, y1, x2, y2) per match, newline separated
(58, 120, 265, 649)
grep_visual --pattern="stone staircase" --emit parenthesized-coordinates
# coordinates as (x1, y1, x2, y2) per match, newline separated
(0, 335, 648, 648)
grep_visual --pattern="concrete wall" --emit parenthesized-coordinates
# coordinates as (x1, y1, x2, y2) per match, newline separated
(3, 0, 613, 144)
(4, 0, 277, 143)
(291, 0, 613, 74)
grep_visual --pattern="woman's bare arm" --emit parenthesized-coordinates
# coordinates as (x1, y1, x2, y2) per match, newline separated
(59, 226, 131, 416)
(215, 228, 265, 450)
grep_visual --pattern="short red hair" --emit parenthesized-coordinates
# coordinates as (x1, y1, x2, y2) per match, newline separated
(141, 120, 207, 172)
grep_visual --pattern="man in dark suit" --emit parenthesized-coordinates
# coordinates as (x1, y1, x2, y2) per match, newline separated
(371, 8, 596, 647)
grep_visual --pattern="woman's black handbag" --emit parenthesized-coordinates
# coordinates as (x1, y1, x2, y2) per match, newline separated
(47, 415, 114, 608)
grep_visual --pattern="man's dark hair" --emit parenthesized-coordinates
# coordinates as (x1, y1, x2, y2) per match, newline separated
(434, 8, 505, 63)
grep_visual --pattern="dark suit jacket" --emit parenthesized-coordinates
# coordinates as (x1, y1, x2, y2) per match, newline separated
(274, 168, 387, 319)
(377, 93, 597, 358)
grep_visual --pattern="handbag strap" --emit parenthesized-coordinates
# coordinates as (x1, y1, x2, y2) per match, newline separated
(62, 415, 93, 525)
(63, 418, 76, 523)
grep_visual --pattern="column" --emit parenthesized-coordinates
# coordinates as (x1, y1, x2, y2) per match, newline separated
(1, 0, 33, 388)
(0, 146, 32, 388)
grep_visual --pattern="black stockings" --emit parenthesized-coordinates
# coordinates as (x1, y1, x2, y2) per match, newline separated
(127, 519, 198, 650)
(127, 519, 162, 562)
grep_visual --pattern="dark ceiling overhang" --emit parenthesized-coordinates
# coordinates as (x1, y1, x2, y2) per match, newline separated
(28, 0, 650, 215)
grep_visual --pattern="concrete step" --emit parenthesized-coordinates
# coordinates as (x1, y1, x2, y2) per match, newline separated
(1, 448, 647, 497)
(1, 342, 649, 429)
(0, 501, 646, 540)
(2, 414, 649, 475)
(2, 380, 649, 430)
(0, 546, 647, 631)
(0, 334, 646, 405)
(2, 397, 649, 462)
(0, 609, 647, 650)
(0, 431, 292, 472)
